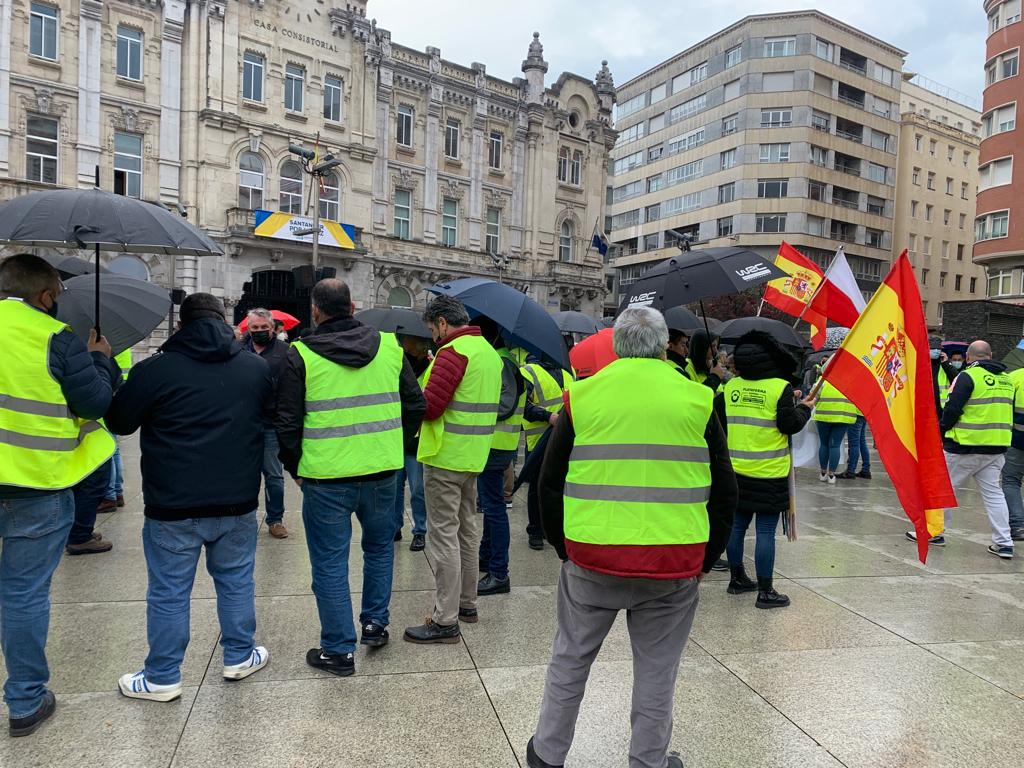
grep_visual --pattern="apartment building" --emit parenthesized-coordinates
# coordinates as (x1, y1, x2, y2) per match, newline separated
(894, 76, 984, 328)
(607, 10, 907, 303)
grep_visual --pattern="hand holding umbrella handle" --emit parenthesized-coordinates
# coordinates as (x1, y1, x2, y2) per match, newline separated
(87, 328, 112, 358)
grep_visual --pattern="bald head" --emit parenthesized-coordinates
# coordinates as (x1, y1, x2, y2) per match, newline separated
(967, 340, 993, 362)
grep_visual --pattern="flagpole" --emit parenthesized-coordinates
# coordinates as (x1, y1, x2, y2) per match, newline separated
(792, 245, 843, 329)
(757, 298, 766, 317)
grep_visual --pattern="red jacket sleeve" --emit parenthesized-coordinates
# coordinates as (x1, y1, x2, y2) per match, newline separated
(422, 346, 469, 421)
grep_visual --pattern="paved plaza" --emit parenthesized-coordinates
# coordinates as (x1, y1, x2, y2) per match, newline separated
(5, 438, 1024, 768)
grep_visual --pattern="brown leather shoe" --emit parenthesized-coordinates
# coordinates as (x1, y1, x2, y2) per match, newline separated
(268, 522, 289, 539)
(96, 498, 118, 513)
(116, 494, 125, 507)
(66, 536, 113, 555)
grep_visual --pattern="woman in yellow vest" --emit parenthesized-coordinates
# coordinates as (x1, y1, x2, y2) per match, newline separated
(687, 329, 727, 393)
(812, 356, 860, 484)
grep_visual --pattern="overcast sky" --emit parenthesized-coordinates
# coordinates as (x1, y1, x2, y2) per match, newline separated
(372, 0, 986, 108)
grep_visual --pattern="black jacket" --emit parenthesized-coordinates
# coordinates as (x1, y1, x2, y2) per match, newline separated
(275, 316, 427, 481)
(105, 319, 273, 520)
(403, 351, 431, 455)
(931, 357, 959, 417)
(689, 330, 723, 392)
(714, 331, 811, 514)
(247, 335, 290, 426)
(941, 359, 1011, 454)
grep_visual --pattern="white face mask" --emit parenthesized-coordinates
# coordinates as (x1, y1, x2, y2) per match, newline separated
(277, 331, 288, 341)
(951, 360, 963, 370)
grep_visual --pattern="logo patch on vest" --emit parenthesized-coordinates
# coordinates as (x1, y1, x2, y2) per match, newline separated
(984, 375, 997, 387)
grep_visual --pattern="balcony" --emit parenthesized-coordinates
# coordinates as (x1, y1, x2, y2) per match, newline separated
(226, 207, 257, 234)
(837, 83, 866, 109)
(835, 116, 864, 143)
(831, 223, 857, 243)
(838, 49, 868, 76)
(833, 153, 861, 178)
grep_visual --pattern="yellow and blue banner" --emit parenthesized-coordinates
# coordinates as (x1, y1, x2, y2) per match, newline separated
(254, 210, 356, 250)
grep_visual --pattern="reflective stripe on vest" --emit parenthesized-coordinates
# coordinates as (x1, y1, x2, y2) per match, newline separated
(949, 366, 1014, 448)
(491, 348, 526, 452)
(724, 377, 791, 479)
(295, 332, 404, 478)
(115, 348, 133, 380)
(0, 298, 115, 490)
(521, 363, 569, 451)
(564, 357, 712, 547)
(813, 380, 859, 424)
(1009, 369, 1024, 434)
(417, 334, 503, 472)
(938, 367, 950, 408)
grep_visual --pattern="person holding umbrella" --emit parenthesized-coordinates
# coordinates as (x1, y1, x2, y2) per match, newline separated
(0, 254, 117, 736)
(395, 333, 432, 551)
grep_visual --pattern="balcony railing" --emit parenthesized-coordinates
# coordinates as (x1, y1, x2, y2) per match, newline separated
(831, 229, 857, 243)
(836, 128, 862, 143)
(839, 60, 867, 76)
(835, 164, 861, 177)
(838, 93, 865, 108)
(833, 198, 859, 210)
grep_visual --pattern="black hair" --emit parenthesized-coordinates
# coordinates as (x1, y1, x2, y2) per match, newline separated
(423, 295, 470, 327)
(311, 279, 352, 320)
(179, 293, 226, 325)
(0, 253, 60, 299)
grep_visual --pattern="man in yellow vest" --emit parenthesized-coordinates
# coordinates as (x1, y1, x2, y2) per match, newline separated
(275, 280, 426, 675)
(909, 339, 1016, 558)
(0, 254, 117, 736)
(525, 307, 736, 768)
(404, 297, 502, 643)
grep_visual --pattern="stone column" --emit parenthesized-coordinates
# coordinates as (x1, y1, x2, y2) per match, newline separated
(159, 1, 185, 206)
(423, 47, 443, 244)
(370, 48, 390, 234)
(77, 0, 103, 187)
(0, 0, 12, 177)
(510, 117, 527, 256)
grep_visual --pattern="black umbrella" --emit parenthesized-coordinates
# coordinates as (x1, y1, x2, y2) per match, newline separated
(428, 277, 570, 369)
(717, 317, 808, 348)
(617, 247, 788, 314)
(355, 307, 431, 339)
(33, 252, 110, 278)
(58, 274, 170, 356)
(552, 310, 601, 335)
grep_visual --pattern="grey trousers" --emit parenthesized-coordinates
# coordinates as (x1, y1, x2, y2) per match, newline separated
(423, 465, 480, 626)
(532, 561, 700, 768)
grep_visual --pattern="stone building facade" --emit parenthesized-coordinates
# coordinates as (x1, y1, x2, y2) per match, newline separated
(0, 0, 616, 335)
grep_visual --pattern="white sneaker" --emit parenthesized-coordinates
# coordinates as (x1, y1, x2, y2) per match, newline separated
(223, 646, 269, 680)
(827, 474, 837, 485)
(118, 670, 182, 702)
(819, 472, 828, 482)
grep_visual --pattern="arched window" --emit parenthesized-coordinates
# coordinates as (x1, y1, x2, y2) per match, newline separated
(387, 286, 413, 308)
(557, 147, 569, 182)
(107, 255, 150, 281)
(238, 152, 264, 210)
(280, 160, 304, 214)
(319, 172, 340, 221)
(570, 150, 583, 185)
(559, 221, 574, 262)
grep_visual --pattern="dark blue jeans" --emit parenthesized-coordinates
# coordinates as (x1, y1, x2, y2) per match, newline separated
(69, 458, 114, 545)
(302, 476, 397, 655)
(105, 442, 123, 499)
(262, 428, 285, 524)
(845, 416, 870, 474)
(394, 453, 427, 536)
(726, 510, 781, 579)
(817, 422, 849, 473)
(0, 490, 74, 717)
(478, 465, 511, 580)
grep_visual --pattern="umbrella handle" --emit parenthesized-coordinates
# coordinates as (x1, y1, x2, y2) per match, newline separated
(94, 242, 101, 337)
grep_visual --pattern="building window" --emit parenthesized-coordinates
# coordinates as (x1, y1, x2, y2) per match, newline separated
(927, 171, 936, 190)
(757, 178, 788, 198)
(970, 277, 977, 293)
(113, 132, 142, 198)
(387, 286, 413, 308)
(669, 93, 707, 122)
(755, 214, 786, 233)
(926, 204, 933, 222)
(940, 271, 947, 288)
(441, 197, 457, 246)
(976, 210, 1010, 241)
(722, 113, 738, 134)
(25, 115, 58, 184)
(648, 145, 663, 162)
(393, 189, 411, 240)
(665, 159, 703, 185)
(237, 152, 264, 210)
(279, 160, 304, 214)
(866, 228, 883, 248)
(955, 274, 963, 291)
(929, 139, 937, 156)
(612, 180, 643, 203)
(645, 204, 660, 223)
(909, 233, 917, 252)
(867, 195, 885, 215)
(808, 180, 826, 201)
(815, 38, 833, 61)
(557, 147, 569, 182)
(718, 182, 735, 203)
(983, 103, 1016, 137)
(397, 105, 413, 147)
(319, 172, 340, 221)
(960, 213, 967, 229)
(987, 49, 1021, 85)
(488, 131, 502, 170)
(667, 127, 704, 155)
(911, 200, 919, 218)
(721, 148, 737, 169)
(617, 92, 646, 118)
(811, 111, 830, 132)
(323, 75, 343, 122)
(650, 82, 667, 103)
(726, 45, 742, 68)
(923, 236, 932, 255)
(760, 108, 792, 128)
(764, 37, 795, 57)
(444, 118, 460, 160)
(612, 151, 643, 176)
(810, 145, 828, 167)
(284, 64, 305, 112)
(961, 181, 970, 199)
(570, 150, 583, 185)
(644, 233, 660, 250)
(979, 157, 1014, 190)
(915, 134, 923, 151)
(912, 167, 920, 185)
(29, 3, 58, 60)
(717, 216, 734, 238)
(116, 26, 142, 81)
(807, 215, 825, 237)
(759, 143, 790, 162)
(649, 113, 666, 133)
(868, 163, 888, 184)
(486, 206, 500, 254)
(922, 268, 929, 285)
(988, 269, 1015, 296)
(873, 64, 895, 86)
(559, 221, 574, 262)
(242, 52, 265, 102)
(647, 174, 662, 193)
(945, 177, 954, 195)
(944, 209, 952, 225)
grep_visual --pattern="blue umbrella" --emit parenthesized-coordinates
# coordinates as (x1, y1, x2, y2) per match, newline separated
(427, 277, 570, 369)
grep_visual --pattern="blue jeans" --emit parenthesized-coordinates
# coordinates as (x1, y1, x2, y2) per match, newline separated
(0, 490, 74, 718)
(262, 428, 285, 524)
(817, 422, 849, 473)
(1001, 446, 1024, 532)
(845, 416, 871, 474)
(478, 466, 511, 580)
(726, 510, 781, 579)
(142, 512, 258, 685)
(394, 453, 427, 536)
(69, 458, 113, 545)
(105, 443, 123, 500)
(302, 476, 398, 655)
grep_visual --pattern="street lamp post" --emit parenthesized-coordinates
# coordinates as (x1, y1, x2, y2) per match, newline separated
(287, 142, 343, 275)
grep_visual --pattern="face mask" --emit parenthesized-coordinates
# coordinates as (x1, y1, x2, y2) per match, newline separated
(930, 349, 940, 360)
(277, 331, 289, 341)
(250, 330, 272, 345)
(951, 361, 963, 370)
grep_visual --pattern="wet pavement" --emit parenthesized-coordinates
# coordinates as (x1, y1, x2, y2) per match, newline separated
(4, 438, 1024, 768)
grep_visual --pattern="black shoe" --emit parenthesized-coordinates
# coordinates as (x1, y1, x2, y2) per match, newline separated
(459, 607, 479, 624)
(667, 754, 684, 768)
(526, 737, 563, 768)
(856, 470, 873, 480)
(755, 577, 790, 609)
(477, 573, 511, 596)
(403, 619, 461, 644)
(528, 536, 545, 551)
(836, 471, 858, 480)
(393, 529, 403, 542)
(726, 566, 758, 594)
(710, 558, 729, 572)
(1011, 528, 1024, 542)
(9, 690, 56, 737)
(360, 622, 389, 648)
(410, 533, 425, 551)
(305, 648, 355, 677)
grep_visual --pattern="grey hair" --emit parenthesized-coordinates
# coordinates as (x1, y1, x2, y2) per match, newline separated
(246, 307, 274, 324)
(613, 307, 669, 359)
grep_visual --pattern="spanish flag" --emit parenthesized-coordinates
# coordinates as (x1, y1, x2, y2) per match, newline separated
(822, 251, 956, 563)
(763, 242, 828, 349)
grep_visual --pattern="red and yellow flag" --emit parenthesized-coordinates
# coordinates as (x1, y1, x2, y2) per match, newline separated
(763, 242, 828, 349)
(822, 251, 955, 563)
